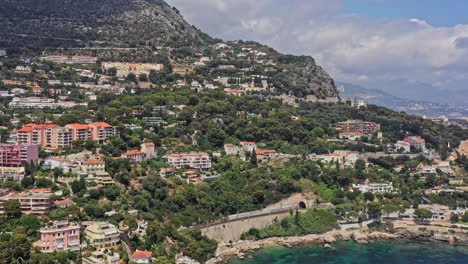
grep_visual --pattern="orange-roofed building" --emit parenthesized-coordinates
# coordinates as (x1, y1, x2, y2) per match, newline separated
(15, 122, 115, 149)
(339, 131, 364, 140)
(130, 251, 153, 263)
(82, 160, 106, 175)
(121, 150, 145, 163)
(30, 188, 52, 193)
(89, 122, 116, 143)
(94, 153, 106, 159)
(54, 199, 73, 208)
(255, 150, 278, 162)
(403, 136, 426, 151)
(32, 87, 44, 95)
(65, 124, 92, 141)
(240, 141, 257, 152)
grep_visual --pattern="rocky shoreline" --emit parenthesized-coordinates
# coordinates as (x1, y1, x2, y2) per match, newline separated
(206, 225, 468, 264)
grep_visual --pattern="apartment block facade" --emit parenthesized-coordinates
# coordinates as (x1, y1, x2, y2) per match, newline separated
(33, 221, 81, 253)
(164, 152, 212, 169)
(85, 222, 120, 249)
(16, 122, 115, 149)
(0, 144, 39, 182)
(0, 191, 53, 215)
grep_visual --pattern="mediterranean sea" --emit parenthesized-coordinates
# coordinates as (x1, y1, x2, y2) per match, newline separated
(229, 240, 468, 264)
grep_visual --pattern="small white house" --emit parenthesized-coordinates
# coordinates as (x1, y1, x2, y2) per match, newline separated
(395, 141, 411, 153)
(339, 132, 363, 140)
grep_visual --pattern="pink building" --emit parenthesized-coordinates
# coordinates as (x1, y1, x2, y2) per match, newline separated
(33, 221, 81, 253)
(89, 122, 116, 143)
(0, 144, 39, 182)
(15, 122, 115, 149)
(65, 124, 92, 141)
(0, 144, 39, 166)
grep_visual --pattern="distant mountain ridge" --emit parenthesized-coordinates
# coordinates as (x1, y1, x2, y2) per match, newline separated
(339, 82, 468, 118)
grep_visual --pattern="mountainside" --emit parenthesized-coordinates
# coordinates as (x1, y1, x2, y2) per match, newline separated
(0, 0, 208, 49)
(0, 0, 338, 100)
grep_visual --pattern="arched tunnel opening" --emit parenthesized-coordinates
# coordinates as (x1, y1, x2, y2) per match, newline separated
(299, 201, 307, 209)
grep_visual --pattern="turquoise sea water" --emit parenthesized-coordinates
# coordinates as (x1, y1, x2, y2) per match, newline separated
(229, 240, 468, 264)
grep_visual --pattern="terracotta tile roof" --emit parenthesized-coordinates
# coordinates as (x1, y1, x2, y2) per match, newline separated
(54, 199, 72, 205)
(256, 150, 277, 155)
(84, 160, 105, 165)
(131, 251, 152, 258)
(66, 124, 90, 130)
(142, 142, 155, 146)
(122, 150, 145, 156)
(35, 124, 59, 129)
(90, 122, 113, 128)
(323, 153, 342, 157)
(340, 132, 363, 135)
(18, 127, 34, 132)
(404, 137, 425, 142)
(29, 188, 51, 193)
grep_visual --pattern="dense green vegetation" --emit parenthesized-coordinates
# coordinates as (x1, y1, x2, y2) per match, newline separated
(241, 209, 338, 240)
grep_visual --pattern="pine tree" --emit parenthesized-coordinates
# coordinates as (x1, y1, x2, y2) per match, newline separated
(250, 149, 257, 165)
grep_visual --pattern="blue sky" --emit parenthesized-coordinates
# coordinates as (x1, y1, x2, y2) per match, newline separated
(344, 0, 468, 26)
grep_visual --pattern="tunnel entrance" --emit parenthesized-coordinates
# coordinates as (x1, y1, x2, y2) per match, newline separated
(299, 201, 307, 209)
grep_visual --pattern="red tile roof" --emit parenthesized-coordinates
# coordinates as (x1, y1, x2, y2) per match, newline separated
(404, 137, 425, 142)
(18, 127, 35, 132)
(122, 150, 145, 156)
(131, 251, 153, 258)
(340, 132, 363, 135)
(54, 199, 72, 205)
(83, 160, 105, 165)
(256, 150, 277, 155)
(91, 122, 113, 128)
(30, 188, 51, 193)
(34, 124, 58, 129)
(67, 124, 90, 130)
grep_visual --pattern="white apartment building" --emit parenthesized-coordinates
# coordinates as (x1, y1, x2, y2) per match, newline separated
(353, 183, 393, 193)
(164, 152, 211, 170)
(9, 97, 86, 109)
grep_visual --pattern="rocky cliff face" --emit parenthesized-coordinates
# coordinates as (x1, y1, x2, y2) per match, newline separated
(0, 0, 208, 49)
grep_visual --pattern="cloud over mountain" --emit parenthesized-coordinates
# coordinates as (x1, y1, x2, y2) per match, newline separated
(167, 0, 468, 103)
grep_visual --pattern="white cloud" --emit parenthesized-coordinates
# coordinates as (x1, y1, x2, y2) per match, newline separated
(166, 0, 468, 100)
